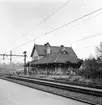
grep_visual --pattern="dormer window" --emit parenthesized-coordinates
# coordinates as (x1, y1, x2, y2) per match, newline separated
(62, 50, 68, 54)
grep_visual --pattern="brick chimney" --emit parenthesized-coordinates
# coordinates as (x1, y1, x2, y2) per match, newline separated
(44, 42, 51, 54)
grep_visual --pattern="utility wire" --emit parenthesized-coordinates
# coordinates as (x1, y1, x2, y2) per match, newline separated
(12, 0, 72, 44)
(44, 8, 102, 35)
(70, 11, 102, 30)
(84, 45, 97, 48)
(10, 8, 102, 51)
(12, 39, 35, 51)
(11, 34, 47, 51)
(66, 33, 102, 45)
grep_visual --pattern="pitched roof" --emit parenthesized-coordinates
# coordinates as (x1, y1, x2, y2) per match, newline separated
(30, 52, 81, 66)
(31, 44, 77, 58)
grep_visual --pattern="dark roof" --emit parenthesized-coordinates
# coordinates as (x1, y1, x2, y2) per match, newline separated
(29, 52, 81, 66)
(31, 44, 77, 58)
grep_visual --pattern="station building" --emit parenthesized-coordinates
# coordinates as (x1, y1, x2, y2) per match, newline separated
(26, 42, 82, 75)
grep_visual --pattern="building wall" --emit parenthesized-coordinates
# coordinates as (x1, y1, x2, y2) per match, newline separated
(32, 49, 44, 61)
(32, 49, 39, 60)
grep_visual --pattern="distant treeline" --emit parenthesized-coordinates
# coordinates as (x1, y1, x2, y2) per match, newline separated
(0, 62, 23, 73)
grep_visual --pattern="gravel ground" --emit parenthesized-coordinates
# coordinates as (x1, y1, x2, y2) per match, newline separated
(1, 77, 102, 105)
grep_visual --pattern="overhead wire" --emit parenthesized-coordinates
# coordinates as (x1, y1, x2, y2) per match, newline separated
(66, 33, 102, 45)
(84, 45, 97, 49)
(10, 7, 102, 51)
(44, 8, 102, 35)
(69, 11, 102, 30)
(12, 0, 72, 44)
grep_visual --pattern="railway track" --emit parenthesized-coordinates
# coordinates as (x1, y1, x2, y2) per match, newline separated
(1, 75, 102, 104)
(6, 75, 102, 97)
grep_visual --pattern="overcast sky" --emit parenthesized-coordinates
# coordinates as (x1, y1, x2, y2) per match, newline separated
(0, 0, 102, 62)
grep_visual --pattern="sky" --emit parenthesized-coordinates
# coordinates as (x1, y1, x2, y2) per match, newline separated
(0, 0, 102, 62)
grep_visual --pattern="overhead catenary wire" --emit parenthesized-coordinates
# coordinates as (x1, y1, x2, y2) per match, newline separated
(12, 0, 72, 44)
(10, 7, 102, 51)
(69, 11, 102, 30)
(44, 8, 102, 35)
(66, 33, 102, 45)
(84, 45, 97, 49)
(11, 36, 44, 51)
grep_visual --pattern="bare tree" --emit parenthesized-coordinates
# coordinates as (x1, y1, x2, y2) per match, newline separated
(96, 42, 102, 59)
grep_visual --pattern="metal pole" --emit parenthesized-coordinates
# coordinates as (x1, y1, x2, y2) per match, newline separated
(23, 51, 27, 75)
(10, 51, 12, 62)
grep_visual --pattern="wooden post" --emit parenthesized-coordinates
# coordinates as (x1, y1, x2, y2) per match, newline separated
(23, 51, 27, 75)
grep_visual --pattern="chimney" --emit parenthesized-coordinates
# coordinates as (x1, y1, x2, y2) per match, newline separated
(60, 45, 65, 51)
(60, 45, 67, 54)
(44, 42, 51, 54)
(60, 45, 64, 48)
